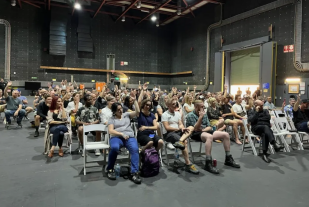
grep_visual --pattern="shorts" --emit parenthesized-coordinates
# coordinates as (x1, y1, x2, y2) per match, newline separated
(137, 131, 162, 147)
(224, 119, 232, 125)
(163, 131, 183, 144)
(191, 131, 213, 141)
(210, 119, 219, 127)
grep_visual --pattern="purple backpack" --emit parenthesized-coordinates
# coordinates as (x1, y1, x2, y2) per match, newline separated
(140, 148, 160, 177)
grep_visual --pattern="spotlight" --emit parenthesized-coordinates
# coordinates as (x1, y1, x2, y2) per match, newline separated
(11, 0, 16, 6)
(177, 8, 181, 15)
(156, 22, 159, 27)
(137, 1, 141, 9)
(151, 15, 157, 22)
(74, 3, 81, 10)
(122, 16, 125, 22)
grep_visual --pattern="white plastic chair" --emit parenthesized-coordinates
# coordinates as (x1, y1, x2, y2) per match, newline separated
(83, 124, 109, 175)
(271, 115, 304, 151)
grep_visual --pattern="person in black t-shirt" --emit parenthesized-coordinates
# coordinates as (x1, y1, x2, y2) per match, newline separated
(293, 95, 309, 133)
(221, 96, 246, 145)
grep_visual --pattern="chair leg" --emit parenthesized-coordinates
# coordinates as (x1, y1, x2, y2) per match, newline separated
(279, 135, 290, 152)
(188, 138, 195, 164)
(164, 143, 169, 166)
(250, 136, 258, 156)
(83, 149, 86, 175)
(294, 134, 304, 150)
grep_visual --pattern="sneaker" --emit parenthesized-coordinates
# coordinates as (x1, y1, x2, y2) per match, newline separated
(81, 150, 85, 157)
(24, 116, 29, 120)
(3, 119, 6, 124)
(95, 149, 101, 156)
(185, 164, 199, 175)
(224, 155, 240, 168)
(173, 141, 185, 150)
(130, 172, 141, 184)
(167, 143, 175, 150)
(17, 122, 22, 127)
(34, 131, 39, 137)
(106, 169, 116, 180)
(204, 159, 219, 174)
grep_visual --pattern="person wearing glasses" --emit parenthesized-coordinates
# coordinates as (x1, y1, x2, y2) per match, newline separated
(106, 95, 141, 184)
(137, 99, 163, 153)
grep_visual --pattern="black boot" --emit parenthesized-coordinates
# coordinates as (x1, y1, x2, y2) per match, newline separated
(224, 155, 240, 168)
(204, 159, 219, 174)
(130, 172, 142, 184)
(273, 142, 284, 152)
(262, 154, 271, 163)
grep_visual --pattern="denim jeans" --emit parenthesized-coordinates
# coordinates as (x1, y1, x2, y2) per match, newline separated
(5, 109, 26, 124)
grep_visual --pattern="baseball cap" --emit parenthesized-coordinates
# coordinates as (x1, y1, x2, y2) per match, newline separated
(301, 99, 308, 104)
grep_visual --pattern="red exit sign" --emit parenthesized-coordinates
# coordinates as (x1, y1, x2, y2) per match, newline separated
(284, 45, 294, 53)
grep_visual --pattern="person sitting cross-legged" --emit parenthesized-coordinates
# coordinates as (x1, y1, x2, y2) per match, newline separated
(106, 96, 142, 184)
(161, 98, 199, 174)
(47, 97, 68, 158)
(186, 100, 240, 174)
(248, 100, 284, 163)
(3, 82, 26, 126)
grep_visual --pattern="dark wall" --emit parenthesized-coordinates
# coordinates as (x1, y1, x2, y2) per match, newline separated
(0, 1, 172, 85)
(170, 0, 309, 87)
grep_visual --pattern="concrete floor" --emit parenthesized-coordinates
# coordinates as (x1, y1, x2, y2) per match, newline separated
(0, 97, 309, 207)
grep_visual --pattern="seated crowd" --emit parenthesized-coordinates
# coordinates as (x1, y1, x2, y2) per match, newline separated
(1, 80, 308, 184)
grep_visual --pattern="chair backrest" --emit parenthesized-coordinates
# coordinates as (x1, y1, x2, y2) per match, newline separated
(83, 124, 108, 145)
(131, 121, 138, 137)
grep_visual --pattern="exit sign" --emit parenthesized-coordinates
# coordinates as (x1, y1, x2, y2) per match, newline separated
(284, 45, 294, 53)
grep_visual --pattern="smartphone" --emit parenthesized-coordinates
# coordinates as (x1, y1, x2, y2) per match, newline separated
(283, 98, 286, 104)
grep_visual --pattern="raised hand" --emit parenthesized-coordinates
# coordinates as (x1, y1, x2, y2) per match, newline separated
(199, 109, 206, 118)
(7, 81, 12, 87)
(194, 85, 197, 90)
(143, 83, 148, 90)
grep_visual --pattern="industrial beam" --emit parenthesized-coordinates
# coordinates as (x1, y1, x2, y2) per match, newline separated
(115, 0, 140, 22)
(182, 0, 195, 17)
(160, 0, 203, 25)
(93, 0, 106, 18)
(23, 1, 40, 8)
(137, 0, 172, 24)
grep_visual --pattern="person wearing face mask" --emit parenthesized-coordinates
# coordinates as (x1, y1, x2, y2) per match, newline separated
(75, 94, 101, 156)
(106, 95, 141, 184)
(47, 97, 68, 158)
(248, 100, 284, 163)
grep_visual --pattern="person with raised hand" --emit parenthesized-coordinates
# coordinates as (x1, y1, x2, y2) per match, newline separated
(292, 94, 309, 133)
(106, 93, 141, 184)
(3, 81, 26, 127)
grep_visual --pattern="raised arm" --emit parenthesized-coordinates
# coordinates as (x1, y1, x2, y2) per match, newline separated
(129, 96, 140, 119)
(4, 81, 12, 98)
(294, 94, 300, 112)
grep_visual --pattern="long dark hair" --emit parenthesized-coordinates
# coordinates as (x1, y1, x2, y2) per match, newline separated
(49, 97, 60, 112)
(124, 96, 133, 109)
(111, 102, 122, 115)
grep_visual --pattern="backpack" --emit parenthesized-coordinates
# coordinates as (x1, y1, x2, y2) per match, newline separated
(140, 148, 160, 177)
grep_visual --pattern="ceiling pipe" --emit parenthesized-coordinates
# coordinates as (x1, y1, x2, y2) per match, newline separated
(293, 0, 309, 72)
(205, 4, 222, 90)
(0, 19, 11, 80)
(204, 0, 294, 90)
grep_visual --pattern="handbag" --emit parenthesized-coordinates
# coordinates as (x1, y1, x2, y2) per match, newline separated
(237, 105, 247, 117)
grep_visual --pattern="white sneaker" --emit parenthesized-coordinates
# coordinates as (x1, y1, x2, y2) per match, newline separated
(3, 119, 6, 125)
(95, 149, 101, 156)
(167, 143, 175, 150)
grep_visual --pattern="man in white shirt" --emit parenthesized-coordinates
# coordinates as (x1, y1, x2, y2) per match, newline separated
(232, 95, 247, 119)
(162, 98, 198, 174)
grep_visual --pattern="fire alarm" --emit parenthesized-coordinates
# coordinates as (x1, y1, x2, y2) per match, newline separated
(191, 47, 194, 51)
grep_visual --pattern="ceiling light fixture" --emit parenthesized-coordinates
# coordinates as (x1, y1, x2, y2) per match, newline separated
(177, 0, 181, 15)
(151, 15, 157, 22)
(122, 16, 126, 22)
(137, 1, 141, 9)
(11, 0, 16, 6)
(74, 2, 81, 10)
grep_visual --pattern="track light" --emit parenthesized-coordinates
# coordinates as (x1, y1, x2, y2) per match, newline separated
(137, 1, 141, 9)
(177, 8, 181, 15)
(151, 15, 157, 22)
(156, 13, 160, 27)
(177, 0, 181, 15)
(122, 16, 126, 22)
(74, 2, 81, 10)
(11, 0, 16, 6)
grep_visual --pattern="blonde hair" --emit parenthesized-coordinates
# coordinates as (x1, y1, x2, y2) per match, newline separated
(209, 97, 216, 105)
(185, 95, 193, 105)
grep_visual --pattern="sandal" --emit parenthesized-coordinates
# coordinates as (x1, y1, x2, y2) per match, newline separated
(59, 149, 64, 157)
(48, 150, 54, 158)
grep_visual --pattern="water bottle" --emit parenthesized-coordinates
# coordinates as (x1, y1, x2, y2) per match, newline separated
(115, 164, 120, 178)
(212, 125, 217, 132)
